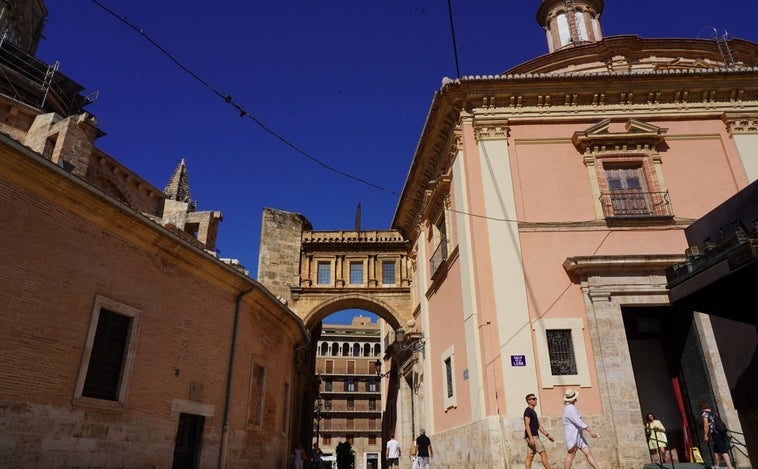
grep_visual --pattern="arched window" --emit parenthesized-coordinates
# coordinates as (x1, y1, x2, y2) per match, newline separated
(556, 12, 571, 47)
(320, 342, 329, 356)
(574, 10, 588, 41)
(374, 344, 381, 356)
(352, 343, 360, 356)
(363, 343, 371, 357)
(341, 343, 350, 356)
(331, 342, 339, 356)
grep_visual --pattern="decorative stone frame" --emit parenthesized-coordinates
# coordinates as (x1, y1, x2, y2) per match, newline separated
(73, 295, 141, 410)
(533, 317, 592, 388)
(572, 119, 669, 220)
(441, 344, 457, 410)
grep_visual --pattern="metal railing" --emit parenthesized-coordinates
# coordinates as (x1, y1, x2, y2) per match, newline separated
(599, 191, 673, 218)
(429, 239, 448, 276)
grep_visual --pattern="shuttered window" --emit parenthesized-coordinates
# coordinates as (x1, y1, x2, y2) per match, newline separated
(82, 309, 131, 400)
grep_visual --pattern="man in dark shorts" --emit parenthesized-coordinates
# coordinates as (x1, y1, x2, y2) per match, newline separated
(386, 434, 401, 468)
(524, 393, 555, 469)
(414, 428, 433, 469)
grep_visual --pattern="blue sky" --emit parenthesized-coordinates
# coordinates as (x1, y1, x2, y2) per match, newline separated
(36, 1, 758, 324)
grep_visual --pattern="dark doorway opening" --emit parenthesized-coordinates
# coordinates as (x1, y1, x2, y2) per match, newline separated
(172, 412, 205, 469)
(623, 306, 715, 464)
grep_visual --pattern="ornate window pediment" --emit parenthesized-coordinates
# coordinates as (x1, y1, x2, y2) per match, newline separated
(574, 119, 673, 221)
(572, 118, 668, 155)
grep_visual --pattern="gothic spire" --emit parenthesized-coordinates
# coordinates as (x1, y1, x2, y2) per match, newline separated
(164, 158, 192, 203)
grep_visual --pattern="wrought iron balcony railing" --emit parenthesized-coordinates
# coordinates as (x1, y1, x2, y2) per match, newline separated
(429, 238, 448, 275)
(599, 191, 673, 219)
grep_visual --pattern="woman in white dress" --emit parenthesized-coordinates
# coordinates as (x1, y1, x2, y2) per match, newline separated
(562, 389, 601, 469)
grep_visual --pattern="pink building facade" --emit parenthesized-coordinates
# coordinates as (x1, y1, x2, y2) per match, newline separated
(392, 0, 758, 466)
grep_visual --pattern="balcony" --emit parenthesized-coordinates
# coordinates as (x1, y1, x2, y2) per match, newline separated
(599, 191, 673, 219)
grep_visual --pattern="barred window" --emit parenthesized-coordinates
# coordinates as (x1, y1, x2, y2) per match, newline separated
(547, 329, 578, 375)
(445, 357, 454, 398)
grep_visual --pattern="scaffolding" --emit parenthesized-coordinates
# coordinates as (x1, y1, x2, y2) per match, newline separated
(0, 30, 94, 115)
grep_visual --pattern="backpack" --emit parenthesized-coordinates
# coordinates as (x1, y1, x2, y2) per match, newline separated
(709, 411, 728, 434)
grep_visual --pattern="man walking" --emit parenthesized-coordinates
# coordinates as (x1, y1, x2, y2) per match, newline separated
(414, 428, 433, 469)
(524, 393, 555, 469)
(386, 434, 401, 469)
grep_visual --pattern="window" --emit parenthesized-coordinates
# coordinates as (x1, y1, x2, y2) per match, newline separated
(533, 318, 591, 387)
(573, 119, 672, 220)
(367, 379, 378, 392)
(248, 363, 266, 425)
(352, 344, 360, 356)
(575, 10, 588, 41)
(320, 342, 329, 356)
(324, 378, 333, 392)
(346, 378, 356, 392)
(429, 215, 448, 275)
(325, 399, 332, 411)
(441, 345, 457, 409)
(347, 398, 355, 411)
(382, 261, 396, 285)
(75, 296, 140, 407)
(368, 435, 376, 445)
(349, 261, 363, 285)
(556, 12, 571, 46)
(546, 330, 578, 375)
(323, 436, 331, 445)
(347, 360, 355, 374)
(445, 358, 453, 398)
(369, 418, 377, 430)
(369, 398, 377, 411)
(325, 360, 334, 373)
(363, 343, 371, 356)
(317, 261, 331, 285)
(347, 418, 355, 430)
(281, 382, 290, 432)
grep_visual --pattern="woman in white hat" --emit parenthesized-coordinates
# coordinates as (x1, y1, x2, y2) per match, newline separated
(562, 389, 601, 469)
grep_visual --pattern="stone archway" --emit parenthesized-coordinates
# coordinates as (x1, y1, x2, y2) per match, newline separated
(257, 208, 417, 466)
(257, 207, 415, 329)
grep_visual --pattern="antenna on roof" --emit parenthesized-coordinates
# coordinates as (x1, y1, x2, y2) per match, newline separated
(354, 202, 362, 232)
(699, 27, 736, 68)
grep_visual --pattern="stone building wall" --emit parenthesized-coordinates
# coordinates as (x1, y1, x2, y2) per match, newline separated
(257, 207, 312, 302)
(0, 137, 306, 467)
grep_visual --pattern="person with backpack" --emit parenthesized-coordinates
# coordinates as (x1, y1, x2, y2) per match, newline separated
(699, 402, 733, 469)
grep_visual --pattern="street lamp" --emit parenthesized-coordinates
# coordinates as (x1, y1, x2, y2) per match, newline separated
(394, 327, 425, 353)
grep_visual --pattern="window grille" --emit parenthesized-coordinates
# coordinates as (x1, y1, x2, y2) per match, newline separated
(547, 329, 578, 375)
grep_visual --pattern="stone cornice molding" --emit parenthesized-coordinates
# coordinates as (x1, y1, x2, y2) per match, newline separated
(723, 113, 758, 135)
(563, 254, 684, 276)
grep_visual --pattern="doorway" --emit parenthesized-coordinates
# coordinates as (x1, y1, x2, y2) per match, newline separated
(623, 306, 715, 464)
(172, 412, 205, 469)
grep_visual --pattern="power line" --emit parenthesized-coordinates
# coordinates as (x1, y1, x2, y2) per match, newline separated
(88, 0, 400, 196)
(446, 0, 461, 78)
